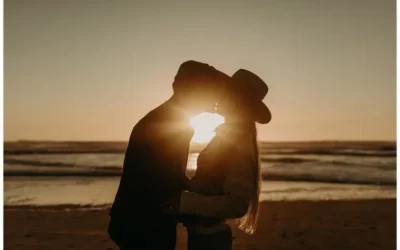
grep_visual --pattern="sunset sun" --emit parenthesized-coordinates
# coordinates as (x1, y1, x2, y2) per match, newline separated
(190, 112, 225, 143)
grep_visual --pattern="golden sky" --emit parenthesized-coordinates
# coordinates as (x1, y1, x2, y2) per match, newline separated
(4, 0, 396, 141)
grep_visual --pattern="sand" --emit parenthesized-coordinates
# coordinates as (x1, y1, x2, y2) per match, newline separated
(4, 199, 395, 250)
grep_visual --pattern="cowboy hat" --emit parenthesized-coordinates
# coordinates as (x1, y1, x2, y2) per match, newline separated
(230, 69, 271, 124)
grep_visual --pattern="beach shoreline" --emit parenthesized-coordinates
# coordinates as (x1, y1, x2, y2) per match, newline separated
(5, 199, 396, 250)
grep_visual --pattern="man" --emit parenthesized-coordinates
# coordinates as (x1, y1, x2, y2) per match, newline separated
(108, 60, 229, 250)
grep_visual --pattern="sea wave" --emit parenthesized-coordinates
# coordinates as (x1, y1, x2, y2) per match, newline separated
(260, 157, 395, 169)
(258, 149, 396, 157)
(4, 159, 122, 170)
(5, 154, 395, 169)
(4, 162, 396, 186)
(5, 141, 396, 157)
(261, 172, 395, 186)
(4, 168, 395, 185)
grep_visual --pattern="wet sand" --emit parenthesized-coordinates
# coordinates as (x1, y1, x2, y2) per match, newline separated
(4, 199, 395, 250)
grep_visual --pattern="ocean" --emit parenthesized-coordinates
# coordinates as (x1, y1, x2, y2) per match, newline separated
(4, 141, 396, 206)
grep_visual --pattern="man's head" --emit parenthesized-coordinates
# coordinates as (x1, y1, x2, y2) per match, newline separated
(172, 60, 229, 115)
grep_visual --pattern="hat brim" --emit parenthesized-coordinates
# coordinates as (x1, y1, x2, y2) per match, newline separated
(254, 102, 271, 124)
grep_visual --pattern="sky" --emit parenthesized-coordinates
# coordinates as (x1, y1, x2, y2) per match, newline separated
(4, 0, 396, 142)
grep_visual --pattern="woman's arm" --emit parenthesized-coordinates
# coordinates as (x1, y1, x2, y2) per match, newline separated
(178, 154, 254, 219)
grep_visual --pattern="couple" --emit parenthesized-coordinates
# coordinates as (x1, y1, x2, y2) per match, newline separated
(108, 60, 271, 250)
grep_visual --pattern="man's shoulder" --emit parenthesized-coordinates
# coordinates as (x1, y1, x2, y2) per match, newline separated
(130, 101, 177, 139)
(139, 101, 173, 125)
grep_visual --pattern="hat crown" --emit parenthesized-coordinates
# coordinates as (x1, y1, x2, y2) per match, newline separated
(231, 69, 268, 101)
(230, 69, 271, 124)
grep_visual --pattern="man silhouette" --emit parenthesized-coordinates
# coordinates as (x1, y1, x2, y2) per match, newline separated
(108, 60, 229, 250)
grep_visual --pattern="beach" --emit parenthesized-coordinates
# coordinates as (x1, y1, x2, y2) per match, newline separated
(5, 199, 395, 250)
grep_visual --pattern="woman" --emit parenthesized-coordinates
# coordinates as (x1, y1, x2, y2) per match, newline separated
(165, 69, 271, 250)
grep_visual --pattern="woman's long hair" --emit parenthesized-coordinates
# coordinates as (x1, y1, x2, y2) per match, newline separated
(220, 90, 262, 234)
(237, 122, 261, 235)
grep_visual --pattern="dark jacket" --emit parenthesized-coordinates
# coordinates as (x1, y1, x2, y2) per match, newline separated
(110, 99, 194, 219)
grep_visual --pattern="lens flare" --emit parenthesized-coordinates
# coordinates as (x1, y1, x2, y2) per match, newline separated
(190, 112, 225, 143)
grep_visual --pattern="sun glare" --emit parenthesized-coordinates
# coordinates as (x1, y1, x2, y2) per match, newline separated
(190, 112, 225, 143)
